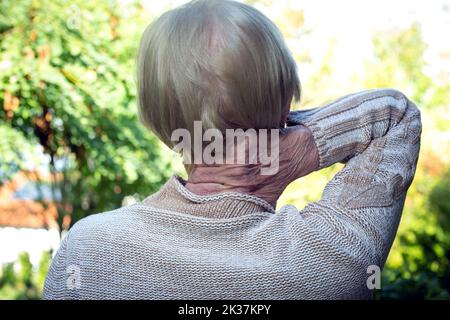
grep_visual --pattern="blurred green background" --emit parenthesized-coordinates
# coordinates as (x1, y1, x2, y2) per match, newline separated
(0, 0, 449, 299)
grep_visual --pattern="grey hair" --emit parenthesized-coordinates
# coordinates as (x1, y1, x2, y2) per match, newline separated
(137, 0, 301, 149)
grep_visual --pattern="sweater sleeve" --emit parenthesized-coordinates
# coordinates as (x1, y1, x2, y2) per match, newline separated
(287, 88, 421, 267)
(42, 233, 70, 300)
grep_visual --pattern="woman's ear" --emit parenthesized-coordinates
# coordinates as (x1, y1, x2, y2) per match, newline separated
(280, 109, 290, 128)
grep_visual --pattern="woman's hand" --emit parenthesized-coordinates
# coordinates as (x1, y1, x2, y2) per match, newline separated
(186, 125, 319, 206)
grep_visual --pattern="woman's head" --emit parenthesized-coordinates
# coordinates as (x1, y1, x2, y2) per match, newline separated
(137, 0, 300, 149)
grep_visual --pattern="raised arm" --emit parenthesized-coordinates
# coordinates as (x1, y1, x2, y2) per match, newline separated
(288, 88, 421, 266)
(288, 89, 413, 170)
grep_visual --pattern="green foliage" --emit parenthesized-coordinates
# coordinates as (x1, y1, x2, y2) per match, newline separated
(0, 0, 171, 231)
(364, 22, 450, 109)
(0, 252, 50, 300)
(0, 0, 449, 300)
(376, 169, 450, 299)
(0, 124, 42, 181)
(365, 23, 450, 299)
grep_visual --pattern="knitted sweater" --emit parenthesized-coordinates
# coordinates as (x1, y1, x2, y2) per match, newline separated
(43, 88, 421, 300)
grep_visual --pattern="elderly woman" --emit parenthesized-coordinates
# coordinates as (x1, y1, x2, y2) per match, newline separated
(43, 0, 421, 299)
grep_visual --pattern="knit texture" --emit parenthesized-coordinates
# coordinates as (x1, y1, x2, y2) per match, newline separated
(43, 88, 421, 300)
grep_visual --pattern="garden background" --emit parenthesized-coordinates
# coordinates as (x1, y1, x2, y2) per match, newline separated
(1, 0, 449, 299)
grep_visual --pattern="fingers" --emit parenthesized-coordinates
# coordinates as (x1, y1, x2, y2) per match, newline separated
(279, 124, 320, 176)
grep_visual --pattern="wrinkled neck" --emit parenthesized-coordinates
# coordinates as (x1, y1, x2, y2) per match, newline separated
(184, 125, 319, 207)
(185, 165, 257, 196)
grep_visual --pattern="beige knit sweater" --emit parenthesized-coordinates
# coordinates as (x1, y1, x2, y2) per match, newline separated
(43, 88, 421, 299)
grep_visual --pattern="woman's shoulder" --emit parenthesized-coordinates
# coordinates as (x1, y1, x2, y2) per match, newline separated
(70, 205, 130, 230)
(65, 204, 147, 248)
(43, 205, 153, 299)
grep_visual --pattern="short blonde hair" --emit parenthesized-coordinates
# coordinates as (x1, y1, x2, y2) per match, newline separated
(137, 0, 300, 149)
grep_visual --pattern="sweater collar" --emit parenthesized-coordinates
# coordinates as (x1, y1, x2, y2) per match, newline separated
(141, 175, 275, 219)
